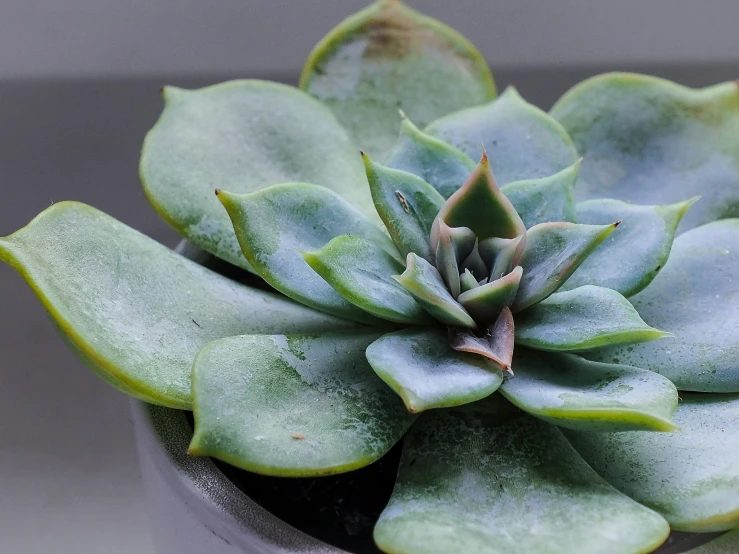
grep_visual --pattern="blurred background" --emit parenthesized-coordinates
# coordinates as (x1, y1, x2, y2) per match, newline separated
(0, 1, 737, 552)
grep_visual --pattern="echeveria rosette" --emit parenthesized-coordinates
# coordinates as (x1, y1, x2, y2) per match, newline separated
(2, 2, 739, 553)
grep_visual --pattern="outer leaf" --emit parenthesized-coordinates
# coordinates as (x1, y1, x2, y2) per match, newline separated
(566, 392, 739, 532)
(302, 235, 432, 325)
(563, 197, 697, 297)
(500, 160, 580, 228)
(501, 349, 678, 432)
(217, 184, 392, 324)
(450, 307, 515, 371)
(687, 529, 739, 553)
(431, 152, 525, 248)
(384, 114, 477, 198)
(365, 329, 503, 413)
(139, 80, 373, 270)
(299, 0, 496, 159)
(588, 219, 739, 392)
(189, 331, 414, 476)
(457, 266, 522, 325)
(512, 221, 618, 311)
(374, 403, 670, 554)
(364, 154, 445, 261)
(516, 286, 670, 352)
(0, 203, 350, 409)
(394, 253, 476, 328)
(551, 73, 739, 231)
(426, 87, 579, 185)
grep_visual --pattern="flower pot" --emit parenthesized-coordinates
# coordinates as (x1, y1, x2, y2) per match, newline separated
(130, 399, 345, 554)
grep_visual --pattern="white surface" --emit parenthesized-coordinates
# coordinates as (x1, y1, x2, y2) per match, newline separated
(2, 0, 739, 78)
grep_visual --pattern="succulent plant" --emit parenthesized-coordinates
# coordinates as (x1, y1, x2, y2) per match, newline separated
(3, 1, 739, 553)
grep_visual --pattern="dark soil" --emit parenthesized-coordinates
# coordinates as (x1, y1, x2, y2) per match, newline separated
(185, 413, 402, 553)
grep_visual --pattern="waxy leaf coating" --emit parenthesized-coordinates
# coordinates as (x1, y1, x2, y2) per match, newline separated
(516, 286, 669, 352)
(140, 80, 372, 270)
(374, 403, 670, 554)
(426, 87, 579, 185)
(563, 197, 697, 297)
(394, 254, 476, 328)
(500, 160, 579, 228)
(300, 0, 496, 159)
(566, 393, 739, 532)
(364, 155, 445, 261)
(552, 73, 739, 231)
(190, 331, 414, 476)
(303, 235, 432, 325)
(366, 329, 503, 413)
(589, 219, 739, 392)
(0, 203, 350, 409)
(457, 266, 522, 325)
(512, 221, 618, 312)
(384, 114, 476, 199)
(501, 349, 678, 432)
(218, 184, 392, 324)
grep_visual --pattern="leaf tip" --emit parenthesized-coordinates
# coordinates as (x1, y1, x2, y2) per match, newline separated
(613, 220, 622, 228)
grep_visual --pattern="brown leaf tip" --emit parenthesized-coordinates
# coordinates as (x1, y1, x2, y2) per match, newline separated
(613, 220, 622, 228)
(214, 188, 222, 196)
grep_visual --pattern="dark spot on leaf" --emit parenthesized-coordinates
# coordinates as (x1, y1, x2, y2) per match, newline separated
(191, 318, 201, 328)
(395, 190, 410, 213)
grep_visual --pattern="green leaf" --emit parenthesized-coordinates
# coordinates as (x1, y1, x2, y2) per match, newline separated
(189, 330, 414, 476)
(563, 197, 697, 297)
(431, 152, 525, 248)
(500, 160, 580, 228)
(364, 154, 445, 261)
(374, 403, 670, 554)
(479, 234, 525, 279)
(512, 221, 618, 311)
(300, 0, 496, 160)
(434, 221, 475, 299)
(302, 235, 432, 325)
(139, 80, 373, 270)
(500, 349, 678, 432)
(457, 267, 522, 325)
(687, 529, 739, 553)
(588, 219, 739, 392)
(394, 253, 476, 328)
(217, 184, 393, 324)
(0, 203, 351, 409)
(384, 113, 477, 198)
(551, 73, 739, 231)
(516, 285, 670, 352)
(425, 87, 579, 185)
(565, 392, 739, 532)
(450, 307, 515, 371)
(366, 329, 503, 413)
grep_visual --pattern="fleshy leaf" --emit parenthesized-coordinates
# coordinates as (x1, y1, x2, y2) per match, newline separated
(139, 80, 373, 270)
(431, 152, 525, 248)
(563, 197, 697, 297)
(189, 331, 414, 476)
(434, 222, 476, 299)
(366, 329, 503, 413)
(425, 87, 579, 185)
(588, 219, 739, 392)
(364, 154, 445, 261)
(688, 529, 739, 553)
(457, 267, 522, 325)
(501, 349, 678, 432)
(512, 221, 618, 312)
(566, 392, 739, 532)
(551, 73, 739, 231)
(479, 234, 525, 279)
(459, 240, 488, 280)
(384, 113, 477, 198)
(299, 0, 496, 159)
(394, 254, 476, 328)
(459, 269, 479, 294)
(217, 184, 392, 324)
(499, 160, 580, 228)
(302, 235, 432, 325)
(374, 402, 670, 554)
(0, 203, 351, 409)
(449, 307, 515, 370)
(516, 285, 670, 352)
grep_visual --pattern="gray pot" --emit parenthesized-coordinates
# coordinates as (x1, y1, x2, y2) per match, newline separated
(130, 399, 344, 554)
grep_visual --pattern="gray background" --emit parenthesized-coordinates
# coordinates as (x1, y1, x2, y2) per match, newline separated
(0, 1, 737, 553)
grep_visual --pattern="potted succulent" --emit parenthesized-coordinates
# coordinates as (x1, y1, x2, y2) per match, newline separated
(2, 1, 739, 552)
